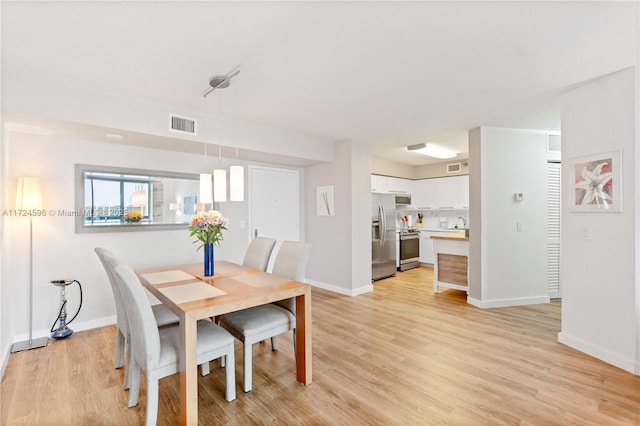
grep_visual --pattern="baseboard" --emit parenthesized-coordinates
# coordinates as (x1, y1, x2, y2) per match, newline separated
(558, 332, 639, 376)
(306, 279, 373, 296)
(467, 295, 550, 309)
(11, 315, 116, 344)
(0, 342, 11, 381)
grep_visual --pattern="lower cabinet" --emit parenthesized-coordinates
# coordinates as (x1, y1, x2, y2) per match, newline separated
(419, 232, 434, 265)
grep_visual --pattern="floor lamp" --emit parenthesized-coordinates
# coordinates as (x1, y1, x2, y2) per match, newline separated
(11, 177, 49, 352)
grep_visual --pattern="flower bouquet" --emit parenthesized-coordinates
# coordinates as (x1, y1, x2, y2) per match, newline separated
(189, 210, 229, 276)
(123, 211, 143, 223)
(189, 210, 229, 250)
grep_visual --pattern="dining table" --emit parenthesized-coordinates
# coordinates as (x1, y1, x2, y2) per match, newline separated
(136, 260, 312, 426)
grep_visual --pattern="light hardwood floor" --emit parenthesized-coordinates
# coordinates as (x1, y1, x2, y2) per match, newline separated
(2, 267, 639, 425)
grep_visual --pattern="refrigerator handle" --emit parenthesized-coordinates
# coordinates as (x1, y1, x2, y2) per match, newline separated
(379, 203, 385, 246)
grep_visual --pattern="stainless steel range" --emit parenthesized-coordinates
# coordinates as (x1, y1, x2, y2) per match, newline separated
(399, 229, 420, 271)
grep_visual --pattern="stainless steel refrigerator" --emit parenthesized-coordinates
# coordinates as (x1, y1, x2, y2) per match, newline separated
(372, 193, 397, 280)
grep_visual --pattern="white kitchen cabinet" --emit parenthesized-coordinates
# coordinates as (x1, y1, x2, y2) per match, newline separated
(419, 231, 435, 264)
(412, 179, 436, 210)
(411, 175, 469, 210)
(371, 175, 412, 195)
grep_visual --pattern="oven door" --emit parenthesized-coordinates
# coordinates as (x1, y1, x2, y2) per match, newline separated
(399, 235, 420, 264)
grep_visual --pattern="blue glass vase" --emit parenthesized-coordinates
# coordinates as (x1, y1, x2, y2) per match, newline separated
(204, 243, 214, 276)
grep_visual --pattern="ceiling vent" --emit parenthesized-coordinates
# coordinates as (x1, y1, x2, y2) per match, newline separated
(169, 114, 197, 135)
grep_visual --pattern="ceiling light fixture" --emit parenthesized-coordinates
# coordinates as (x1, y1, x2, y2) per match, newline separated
(202, 65, 241, 98)
(229, 148, 244, 202)
(407, 143, 457, 159)
(213, 145, 227, 202)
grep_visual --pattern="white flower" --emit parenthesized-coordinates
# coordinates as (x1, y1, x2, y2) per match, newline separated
(575, 162, 613, 206)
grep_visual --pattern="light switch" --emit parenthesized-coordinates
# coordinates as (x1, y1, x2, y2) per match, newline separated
(239, 220, 246, 230)
(516, 221, 523, 232)
(582, 227, 591, 240)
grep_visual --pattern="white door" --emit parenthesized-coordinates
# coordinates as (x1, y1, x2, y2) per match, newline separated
(547, 162, 561, 299)
(249, 166, 300, 270)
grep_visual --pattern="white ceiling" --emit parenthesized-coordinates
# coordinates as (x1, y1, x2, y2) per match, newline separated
(2, 1, 638, 166)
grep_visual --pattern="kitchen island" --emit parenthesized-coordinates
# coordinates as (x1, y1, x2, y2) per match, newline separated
(431, 231, 469, 293)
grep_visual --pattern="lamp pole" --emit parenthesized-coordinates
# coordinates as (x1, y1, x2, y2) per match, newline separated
(11, 177, 48, 352)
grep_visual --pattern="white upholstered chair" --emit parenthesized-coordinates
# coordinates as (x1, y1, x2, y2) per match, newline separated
(109, 257, 236, 426)
(242, 237, 276, 271)
(95, 247, 178, 389)
(218, 240, 312, 392)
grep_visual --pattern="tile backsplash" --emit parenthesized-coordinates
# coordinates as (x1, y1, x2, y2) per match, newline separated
(397, 209, 468, 230)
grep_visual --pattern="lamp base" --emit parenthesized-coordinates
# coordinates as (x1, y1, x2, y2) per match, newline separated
(11, 337, 49, 353)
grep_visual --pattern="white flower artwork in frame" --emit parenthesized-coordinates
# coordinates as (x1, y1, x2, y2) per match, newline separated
(316, 185, 334, 216)
(571, 149, 622, 212)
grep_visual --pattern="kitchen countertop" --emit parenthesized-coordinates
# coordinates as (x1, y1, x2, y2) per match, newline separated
(430, 231, 469, 241)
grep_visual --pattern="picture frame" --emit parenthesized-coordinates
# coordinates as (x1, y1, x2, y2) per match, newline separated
(316, 185, 334, 216)
(570, 150, 622, 212)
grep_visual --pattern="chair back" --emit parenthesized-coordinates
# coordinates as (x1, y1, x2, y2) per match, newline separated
(242, 237, 276, 271)
(272, 241, 312, 313)
(100, 250, 161, 371)
(95, 247, 129, 336)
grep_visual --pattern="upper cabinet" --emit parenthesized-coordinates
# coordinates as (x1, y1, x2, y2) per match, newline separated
(371, 175, 412, 194)
(409, 175, 469, 210)
(371, 174, 469, 210)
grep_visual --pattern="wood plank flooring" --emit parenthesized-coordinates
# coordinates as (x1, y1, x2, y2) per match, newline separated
(2, 267, 639, 425)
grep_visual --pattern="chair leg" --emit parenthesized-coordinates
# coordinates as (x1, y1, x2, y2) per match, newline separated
(225, 349, 236, 401)
(200, 362, 210, 376)
(128, 361, 141, 408)
(243, 342, 253, 392)
(293, 329, 297, 354)
(270, 336, 278, 351)
(115, 330, 125, 369)
(145, 377, 159, 426)
(124, 345, 133, 390)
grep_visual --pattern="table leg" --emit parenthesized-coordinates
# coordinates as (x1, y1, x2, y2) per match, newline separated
(295, 289, 312, 385)
(179, 313, 198, 425)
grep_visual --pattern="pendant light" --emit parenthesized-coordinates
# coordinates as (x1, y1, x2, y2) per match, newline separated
(213, 145, 227, 202)
(199, 101, 213, 206)
(230, 148, 244, 201)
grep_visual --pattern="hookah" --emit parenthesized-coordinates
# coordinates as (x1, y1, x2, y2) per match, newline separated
(50, 279, 83, 340)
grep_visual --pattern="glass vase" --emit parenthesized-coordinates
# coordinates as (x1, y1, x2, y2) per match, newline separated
(204, 243, 214, 276)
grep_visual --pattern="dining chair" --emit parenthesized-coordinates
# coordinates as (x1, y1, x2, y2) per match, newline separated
(95, 247, 179, 389)
(218, 240, 312, 392)
(242, 237, 276, 271)
(110, 259, 236, 426)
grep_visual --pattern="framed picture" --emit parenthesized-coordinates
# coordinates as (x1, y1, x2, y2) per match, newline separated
(570, 150, 622, 212)
(183, 195, 197, 215)
(316, 185, 334, 216)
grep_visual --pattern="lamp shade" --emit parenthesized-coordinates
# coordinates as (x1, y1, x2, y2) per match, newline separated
(131, 189, 147, 207)
(199, 173, 213, 204)
(229, 165, 244, 201)
(16, 177, 43, 210)
(169, 203, 181, 211)
(213, 169, 227, 202)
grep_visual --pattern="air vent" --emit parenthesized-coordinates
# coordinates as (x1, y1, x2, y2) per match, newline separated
(447, 163, 461, 174)
(169, 114, 197, 135)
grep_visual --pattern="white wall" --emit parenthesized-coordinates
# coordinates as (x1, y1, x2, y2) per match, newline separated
(305, 140, 372, 295)
(1, 130, 280, 355)
(4, 64, 334, 165)
(468, 126, 550, 308)
(558, 67, 639, 374)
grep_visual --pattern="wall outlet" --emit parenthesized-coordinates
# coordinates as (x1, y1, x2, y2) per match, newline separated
(516, 221, 523, 232)
(582, 227, 591, 240)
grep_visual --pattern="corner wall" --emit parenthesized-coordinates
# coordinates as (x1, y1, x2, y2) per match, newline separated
(305, 140, 372, 295)
(468, 126, 549, 308)
(558, 67, 639, 374)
